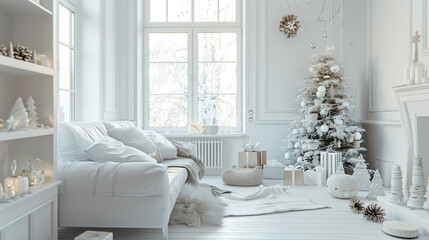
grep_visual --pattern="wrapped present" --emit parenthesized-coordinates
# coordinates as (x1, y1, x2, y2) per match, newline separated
(238, 151, 267, 168)
(320, 151, 341, 180)
(284, 166, 304, 186)
(263, 159, 285, 179)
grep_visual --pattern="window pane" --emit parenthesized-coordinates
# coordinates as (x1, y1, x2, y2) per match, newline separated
(198, 63, 236, 94)
(59, 4, 71, 45)
(195, 0, 218, 22)
(149, 33, 188, 62)
(198, 94, 236, 127)
(168, 0, 191, 22)
(150, 0, 167, 22)
(149, 95, 188, 127)
(219, 0, 236, 22)
(59, 44, 71, 90)
(198, 32, 237, 62)
(149, 63, 188, 94)
(59, 91, 71, 122)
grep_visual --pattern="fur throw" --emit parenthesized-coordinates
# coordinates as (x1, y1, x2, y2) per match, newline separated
(169, 184, 224, 227)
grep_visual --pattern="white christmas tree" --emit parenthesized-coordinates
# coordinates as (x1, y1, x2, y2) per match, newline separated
(366, 169, 385, 199)
(283, 53, 366, 169)
(388, 165, 404, 204)
(10, 97, 29, 129)
(26, 96, 39, 129)
(352, 155, 371, 191)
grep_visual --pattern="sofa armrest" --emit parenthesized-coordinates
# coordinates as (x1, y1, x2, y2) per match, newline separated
(60, 161, 169, 197)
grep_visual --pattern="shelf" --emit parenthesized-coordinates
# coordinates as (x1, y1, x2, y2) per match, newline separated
(0, 0, 52, 16)
(0, 55, 54, 77)
(0, 181, 60, 213)
(0, 128, 54, 142)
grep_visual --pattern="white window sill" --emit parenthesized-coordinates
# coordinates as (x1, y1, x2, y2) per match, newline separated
(162, 133, 246, 138)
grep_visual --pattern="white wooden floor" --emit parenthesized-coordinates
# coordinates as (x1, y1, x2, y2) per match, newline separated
(59, 176, 429, 240)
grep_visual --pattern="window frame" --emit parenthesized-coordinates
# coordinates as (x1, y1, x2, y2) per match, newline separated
(58, 1, 76, 122)
(143, 0, 243, 133)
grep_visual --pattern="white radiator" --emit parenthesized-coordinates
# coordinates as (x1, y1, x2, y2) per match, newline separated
(178, 139, 224, 169)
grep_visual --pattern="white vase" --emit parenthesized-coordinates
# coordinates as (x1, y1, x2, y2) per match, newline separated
(204, 125, 219, 135)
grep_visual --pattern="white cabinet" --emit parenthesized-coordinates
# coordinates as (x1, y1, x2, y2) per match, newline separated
(0, 0, 58, 239)
(0, 182, 60, 240)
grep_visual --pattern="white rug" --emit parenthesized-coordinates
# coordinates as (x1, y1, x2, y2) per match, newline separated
(220, 185, 330, 217)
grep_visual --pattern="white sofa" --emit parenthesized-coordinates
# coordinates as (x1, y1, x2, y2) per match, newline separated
(57, 121, 199, 240)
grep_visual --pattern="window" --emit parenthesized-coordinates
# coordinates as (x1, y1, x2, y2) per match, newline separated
(58, 3, 75, 122)
(144, 0, 242, 133)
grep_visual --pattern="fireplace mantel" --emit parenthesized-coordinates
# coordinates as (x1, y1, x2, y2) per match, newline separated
(393, 82, 429, 197)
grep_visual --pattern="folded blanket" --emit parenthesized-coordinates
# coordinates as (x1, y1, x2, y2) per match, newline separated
(170, 141, 205, 184)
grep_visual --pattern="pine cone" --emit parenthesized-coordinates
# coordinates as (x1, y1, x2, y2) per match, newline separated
(363, 203, 385, 222)
(0, 44, 8, 56)
(349, 198, 364, 214)
(13, 44, 33, 62)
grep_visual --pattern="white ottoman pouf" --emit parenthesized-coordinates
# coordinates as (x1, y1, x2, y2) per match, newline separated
(75, 231, 113, 240)
(222, 166, 263, 186)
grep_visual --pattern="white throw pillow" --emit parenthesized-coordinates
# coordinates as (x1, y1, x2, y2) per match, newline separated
(85, 136, 157, 163)
(58, 122, 108, 162)
(108, 127, 163, 163)
(142, 130, 177, 160)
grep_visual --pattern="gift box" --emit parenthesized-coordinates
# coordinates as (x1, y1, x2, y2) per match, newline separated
(238, 151, 267, 168)
(283, 167, 304, 186)
(263, 165, 284, 179)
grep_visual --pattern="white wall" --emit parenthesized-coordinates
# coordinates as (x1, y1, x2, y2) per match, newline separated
(74, 0, 368, 175)
(362, 0, 411, 183)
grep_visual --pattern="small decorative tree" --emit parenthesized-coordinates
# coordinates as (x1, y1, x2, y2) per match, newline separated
(352, 155, 371, 191)
(367, 169, 385, 199)
(26, 96, 39, 129)
(199, 93, 219, 126)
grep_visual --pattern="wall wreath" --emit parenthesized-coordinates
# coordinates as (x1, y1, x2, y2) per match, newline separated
(279, 14, 302, 38)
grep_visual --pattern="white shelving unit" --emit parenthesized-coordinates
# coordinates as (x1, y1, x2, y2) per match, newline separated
(0, 0, 58, 239)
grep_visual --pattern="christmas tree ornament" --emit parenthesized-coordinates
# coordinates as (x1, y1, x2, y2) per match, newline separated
(320, 109, 328, 117)
(316, 91, 325, 98)
(354, 132, 362, 141)
(26, 96, 40, 129)
(320, 124, 329, 133)
(5, 115, 16, 131)
(342, 101, 350, 107)
(310, 42, 316, 49)
(336, 125, 345, 133)
(292, 129, 299, 138)
(349, 198, 365, 214)
(279, 14, 302, 38)
(407, 156, 426, 209)
(307, 142, 319, 150)
(363, 203, 386, 222)
(334, 118, 344, 125)
(327, 174, 359, 199)
(307, 126, 315, 133)
(299, 127, 307, 135)
(314, 99, 323, 106)
(352, 155, 371, 191)
(346, 134, 354, 143)
(285, 151, 292, 160)
(10, 97, 29, 129)
(318, 86, 326, 93)
(302, 143, 308, 150)
(330, 65, 340, 73)
(366, 169, 385, 199)
(297, 156, 303, 163)
(301, 101, 307, 107)
(388, 165, 404, 204)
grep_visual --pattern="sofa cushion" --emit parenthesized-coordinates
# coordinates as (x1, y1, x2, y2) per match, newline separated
(58, 122, 108, 162)
(108, 127, 163, 163)
(102, 121, 135, 131)
(85, 136, 157, 163)
(142, 130, 177, 160)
